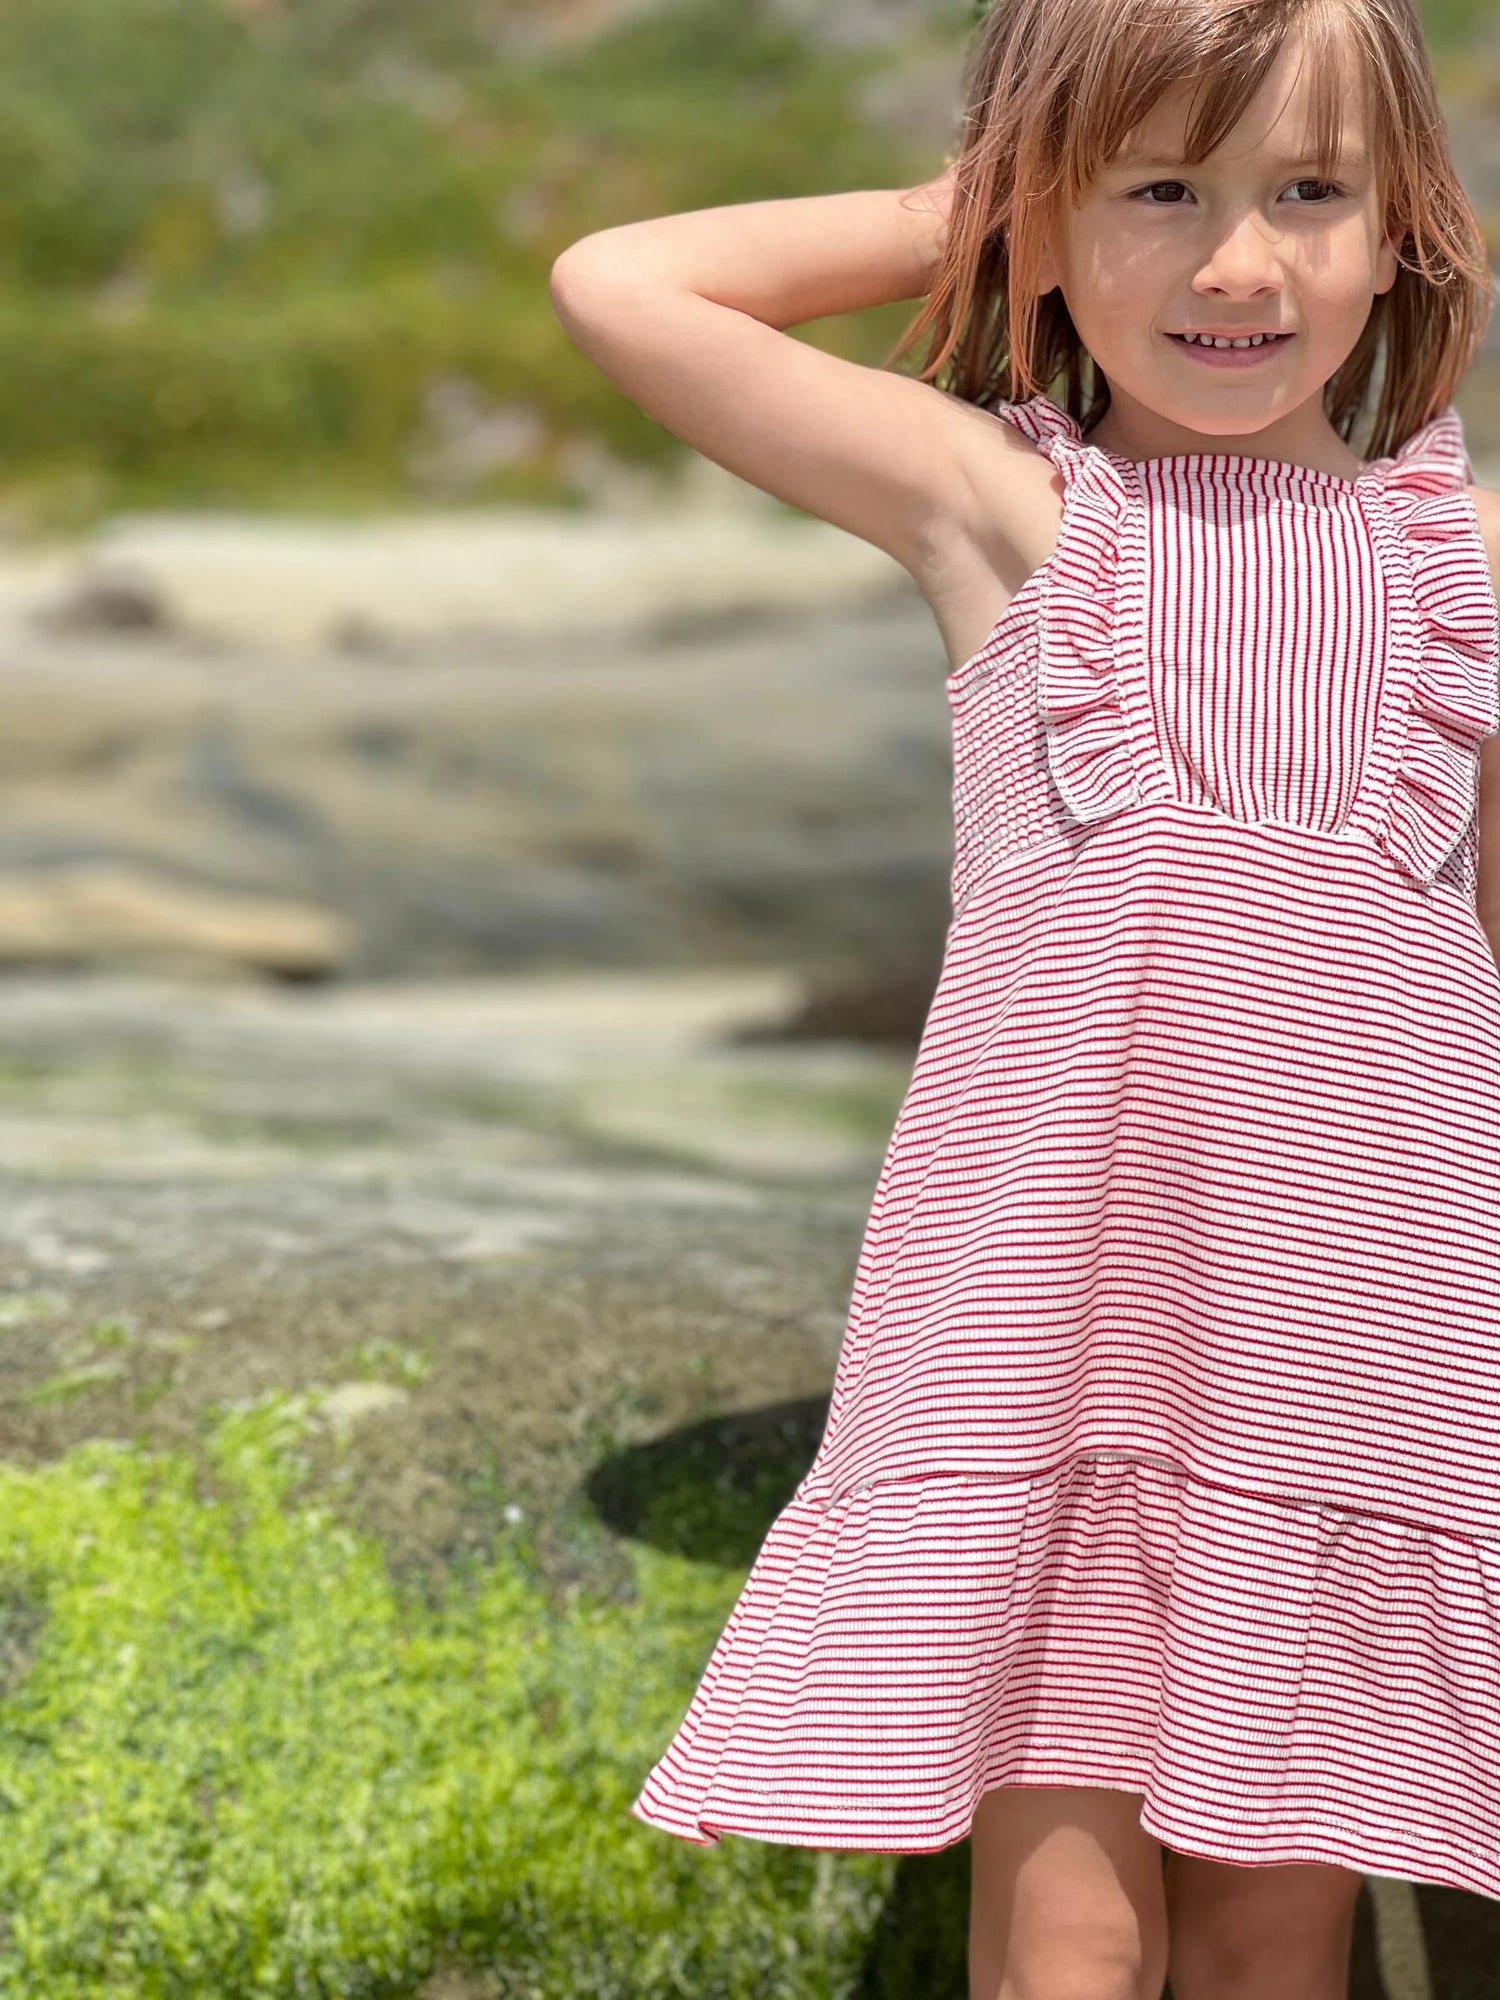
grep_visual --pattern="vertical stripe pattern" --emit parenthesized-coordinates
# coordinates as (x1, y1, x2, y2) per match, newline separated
(631, 395, 1500, 1902)
(1144, 461, 1388, 830)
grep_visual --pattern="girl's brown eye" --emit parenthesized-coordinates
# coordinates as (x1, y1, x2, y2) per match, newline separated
(1137, 181, 1190, 203)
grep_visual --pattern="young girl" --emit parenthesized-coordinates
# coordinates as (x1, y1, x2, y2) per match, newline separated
(551, 0, 1500, 1992)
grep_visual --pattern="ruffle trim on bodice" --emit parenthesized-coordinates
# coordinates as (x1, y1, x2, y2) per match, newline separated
(1367, 412, 1500, 885)
(993, 398, 1146, 825)
(996, 394, 1500, 889)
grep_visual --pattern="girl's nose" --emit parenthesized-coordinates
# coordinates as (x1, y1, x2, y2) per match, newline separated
(1193, 211, 1283, 296)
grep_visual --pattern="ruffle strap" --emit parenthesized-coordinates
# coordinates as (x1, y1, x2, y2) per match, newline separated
(996, 396, 1143, 825)
(1369, 411, 1500, 887)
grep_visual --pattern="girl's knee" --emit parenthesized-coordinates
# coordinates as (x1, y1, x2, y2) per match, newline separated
(968, 1785, 1169, 2000)
(976, 1934, 1166, 2000)
(1163, 1853, 1361, 2000)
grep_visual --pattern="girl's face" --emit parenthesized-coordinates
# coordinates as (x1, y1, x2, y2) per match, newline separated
(1036, 29, 1400, 442)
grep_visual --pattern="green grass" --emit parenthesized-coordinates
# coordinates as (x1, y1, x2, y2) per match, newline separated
(0, 1387, 897, 1996)
(1422, 0, 1496, 49)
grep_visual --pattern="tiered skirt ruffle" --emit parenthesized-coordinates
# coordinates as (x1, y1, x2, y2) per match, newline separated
(632, 1452, 1500, 1901)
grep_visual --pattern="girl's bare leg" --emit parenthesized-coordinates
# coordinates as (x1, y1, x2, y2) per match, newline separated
(1164, 1847, 1364, 2000)
(968, 1784, 1169, 2000)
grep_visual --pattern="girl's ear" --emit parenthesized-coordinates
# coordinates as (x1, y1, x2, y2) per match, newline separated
(1373, 233, 1400, 298)
(1034, 238, 1062, 297)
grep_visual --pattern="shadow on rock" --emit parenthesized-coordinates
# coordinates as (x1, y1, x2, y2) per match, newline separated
(853, 1842, 970, 1998)
(1411, 1880, 1500, 1999)
(584, 1394, 830, 1569)
(730, 945, 942, 1049)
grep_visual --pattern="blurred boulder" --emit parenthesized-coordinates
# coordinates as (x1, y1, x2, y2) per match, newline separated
(732, 950, 942, 1048)
(33, 505, 899, 656)
(0, 864, 347, 980)
(35, 566, 170, 636)
(0, 527, 952, 992)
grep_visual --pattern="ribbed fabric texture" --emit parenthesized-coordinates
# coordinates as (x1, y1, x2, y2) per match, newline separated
(631, 394, 1500, 1899)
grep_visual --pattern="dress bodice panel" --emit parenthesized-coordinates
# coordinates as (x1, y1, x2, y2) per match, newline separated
(946, 395, 1500, 918)
(1140, 463, 1388, 833)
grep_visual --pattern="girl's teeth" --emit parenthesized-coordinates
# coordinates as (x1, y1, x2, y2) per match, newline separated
(1182, 331, 1279, 347)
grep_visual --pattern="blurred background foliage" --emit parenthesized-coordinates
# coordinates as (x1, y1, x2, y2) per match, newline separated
(0, 0, 956, 524)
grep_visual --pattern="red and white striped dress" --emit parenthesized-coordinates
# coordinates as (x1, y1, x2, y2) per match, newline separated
(632, 391, 1500, 1898)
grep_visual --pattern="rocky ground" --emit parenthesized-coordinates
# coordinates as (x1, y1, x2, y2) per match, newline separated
(0, 279, 1495, 1994)
(0, 373, 1493, 1003)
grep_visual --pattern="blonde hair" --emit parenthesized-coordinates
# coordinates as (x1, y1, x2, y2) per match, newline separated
(891, 0, 1493, 458)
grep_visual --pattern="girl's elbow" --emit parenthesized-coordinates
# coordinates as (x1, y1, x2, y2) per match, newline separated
(548, 234, 648, 341)
(548, 237, 603, 314)
(551, 226, 645, 297)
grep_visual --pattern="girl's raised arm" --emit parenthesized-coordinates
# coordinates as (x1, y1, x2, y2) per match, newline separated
(548, 181, 1054, 625)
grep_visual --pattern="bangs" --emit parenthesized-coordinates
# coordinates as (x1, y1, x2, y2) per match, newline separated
(1061, 0, 1368, 199)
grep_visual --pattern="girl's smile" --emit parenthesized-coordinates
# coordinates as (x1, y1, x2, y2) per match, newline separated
(1165, 327, 1297, 366)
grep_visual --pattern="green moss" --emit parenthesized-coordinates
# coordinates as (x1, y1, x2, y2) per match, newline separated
(19, 1363, 128, 1407)
(84, 1319, 138, 1352)
(351, 1338, 433, 1388)
(0, 1388, 896, 1995)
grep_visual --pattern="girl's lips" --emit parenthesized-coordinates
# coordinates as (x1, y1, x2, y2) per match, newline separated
(1165, 330, 1296, 368)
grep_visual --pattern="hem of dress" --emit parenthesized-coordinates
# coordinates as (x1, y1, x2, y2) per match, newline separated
(632, 1760, 1500, 1901)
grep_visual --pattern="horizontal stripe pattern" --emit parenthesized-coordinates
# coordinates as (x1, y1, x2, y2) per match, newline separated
(632, 395, 1500, 1896)
(807, 806, 1500, 1539)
